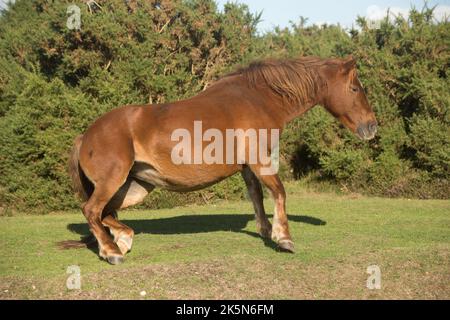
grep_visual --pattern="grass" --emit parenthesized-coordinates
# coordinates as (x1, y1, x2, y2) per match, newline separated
(0, 183, 449, 299)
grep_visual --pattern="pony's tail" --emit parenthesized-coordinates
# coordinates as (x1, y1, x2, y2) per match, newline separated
(68, 135, 93, 202)
(59, 135, 96, 250)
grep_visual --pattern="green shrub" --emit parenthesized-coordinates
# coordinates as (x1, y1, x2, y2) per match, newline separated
(409, 115, 450, 177)
(0, 1, 448, 213)
(320, 149, 368, 181)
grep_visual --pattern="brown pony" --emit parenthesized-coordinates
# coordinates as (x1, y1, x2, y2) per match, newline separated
(66, 56, 377, 264)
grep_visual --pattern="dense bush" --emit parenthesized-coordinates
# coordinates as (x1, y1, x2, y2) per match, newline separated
(0, 1, 448, 213)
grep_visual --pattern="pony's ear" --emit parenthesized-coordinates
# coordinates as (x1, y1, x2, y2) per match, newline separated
(341, 55, 356, 74)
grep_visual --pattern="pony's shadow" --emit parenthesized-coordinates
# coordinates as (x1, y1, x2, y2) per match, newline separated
(66, 213, 326, 252)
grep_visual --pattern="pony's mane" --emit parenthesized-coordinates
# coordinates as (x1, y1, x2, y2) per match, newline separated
(228, 56, 341, 105)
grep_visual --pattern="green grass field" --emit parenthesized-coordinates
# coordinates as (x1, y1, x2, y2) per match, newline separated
(0, 183, 449, 300)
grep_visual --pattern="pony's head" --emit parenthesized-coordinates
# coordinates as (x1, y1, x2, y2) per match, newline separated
(321, 56, 377, 140)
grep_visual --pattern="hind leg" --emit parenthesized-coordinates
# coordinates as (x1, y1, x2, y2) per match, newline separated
(241, 166, 272, 239)
(83, 181, 127, 265)
(78, 119, 140, 264)
(80, 159, 135, 264)
(102, 178, 155, 255)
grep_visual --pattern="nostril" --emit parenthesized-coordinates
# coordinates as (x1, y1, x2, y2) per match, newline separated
(369, 122, 378, 134)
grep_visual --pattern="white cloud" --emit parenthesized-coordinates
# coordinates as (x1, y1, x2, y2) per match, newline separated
(366, 4, 450, 23)
(433, 5, 450, 21)
(366, 5, 409, 21)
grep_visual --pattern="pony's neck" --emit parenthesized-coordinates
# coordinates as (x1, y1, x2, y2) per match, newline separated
(231, 58, 330, 127)
(281, 98, 320, 123)
(217, 72, 326, 128)
(256, 71, 327, 126)
(271, 87, 325, 126)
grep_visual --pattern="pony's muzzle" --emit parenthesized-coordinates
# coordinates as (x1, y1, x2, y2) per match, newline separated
(357, 121, 377, 140)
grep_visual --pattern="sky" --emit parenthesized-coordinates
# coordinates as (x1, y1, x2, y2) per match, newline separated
(1, 0, 449, 32)
(215, 0, 450, 31)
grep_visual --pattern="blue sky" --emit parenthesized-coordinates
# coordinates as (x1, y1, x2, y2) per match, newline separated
(215, 0, 450, 31)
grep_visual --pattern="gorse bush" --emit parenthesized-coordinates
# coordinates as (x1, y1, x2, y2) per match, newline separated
(0, 0, 255, 212)
(0, 0, 448, 213)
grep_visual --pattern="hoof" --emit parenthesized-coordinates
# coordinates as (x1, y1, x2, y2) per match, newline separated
(116, 235, 133, 255)
(278, 239, 295, 253)
(107, 255, 124, 265)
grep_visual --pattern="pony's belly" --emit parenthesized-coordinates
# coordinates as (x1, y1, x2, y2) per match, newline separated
(130, 162, 239, 192)
(130, 162, 171, 188)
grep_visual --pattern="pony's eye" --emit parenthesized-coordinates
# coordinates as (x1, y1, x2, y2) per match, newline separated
(351, 86, 359, 93)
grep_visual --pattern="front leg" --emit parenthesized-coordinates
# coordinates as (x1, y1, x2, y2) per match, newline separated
(248, 167, 294, 252)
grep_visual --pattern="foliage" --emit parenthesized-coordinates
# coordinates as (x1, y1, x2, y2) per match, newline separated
(0, 1, 448, 212)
